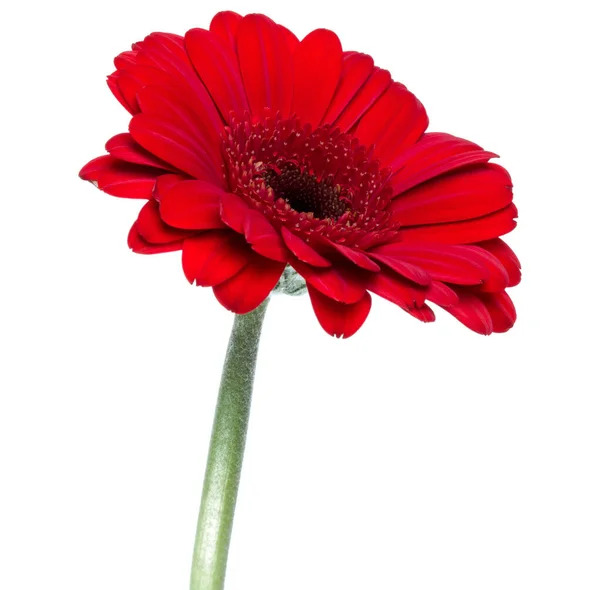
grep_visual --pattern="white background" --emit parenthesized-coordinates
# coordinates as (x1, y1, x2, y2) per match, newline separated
(1, 0, 599, 588)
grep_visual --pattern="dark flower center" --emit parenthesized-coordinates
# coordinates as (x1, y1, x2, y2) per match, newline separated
(221, 112, 399, 248)
(263, 163, 349, 219)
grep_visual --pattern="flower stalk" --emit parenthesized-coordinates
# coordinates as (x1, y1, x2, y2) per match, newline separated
(190, 298, 270, 590)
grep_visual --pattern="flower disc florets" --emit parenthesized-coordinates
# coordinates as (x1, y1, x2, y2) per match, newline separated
(222, 113, 397, 248)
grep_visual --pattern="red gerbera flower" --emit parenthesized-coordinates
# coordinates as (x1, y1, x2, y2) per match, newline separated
(80, 10, 520, 338)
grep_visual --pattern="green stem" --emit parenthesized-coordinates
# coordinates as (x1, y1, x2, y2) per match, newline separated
(190, 298, 270, 590)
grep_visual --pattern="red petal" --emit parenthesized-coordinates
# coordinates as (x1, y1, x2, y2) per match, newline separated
(237, 14, 294, 117)
(79, 155, 160, 199)
(328, 241, 381, 272)
(406, 304, 436, 323)
(410, 244, 508, 291)
(125, 33, 225, 136)
(243, 210, 288, 262)
(108, 58, 178, 116)
(308, 287, 371, 338)
(127, 221, 184, 254)
(80, 155, 114, 181)
(426, 281, 459, 307)
(134, 33, 218, 113)
(390, 132, 481, 170)
(291, 29, 342, 128)
(114, 50, 137, 70)
(367, 268, 427, 310)
(400, 204, 518, 245)
(371, 243, 488, 286)
(185, 28, 249, 123)
(476, 238, 521, 287)
(467, 246, 510, 292)
(133, 33, 188, 72)
(182, 231, 252, 286)
(354, 82, 428, 165)
(478, 291, 517, 333)
(219, 191, 250, 234)
(107, 73, 135, 114)
(375, 242, 510, 292)
(129, 114, 223, 185)
(105, 133, 174, 170)
(112, 73, 143, 113)
(279, 25, 299, 53)
(333, 67, 391, 132)
(443, 289, 494, 335)
(135, 85, 223, 171)
(221, 194, 293, 263)
(390, 132, 498, 195)
(281, 228, 331, 267)
(209, 11, 242, 49)
(159, 180, 227, 230)
(321, 52, 374, 126)
(153, 173, 188, 201)
(213, 256, 286, 314)
(116, 62, 174, 86)
(136, 200, 193, 244)
(390, 164, 513, 225)
(290, 259, 367, 304)
(366, 251, 431, 285)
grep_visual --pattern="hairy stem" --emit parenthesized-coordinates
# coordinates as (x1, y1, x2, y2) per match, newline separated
(190, 299, 269, 590)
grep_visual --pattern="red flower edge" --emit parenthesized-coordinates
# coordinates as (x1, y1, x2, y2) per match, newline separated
(80, 10, 520, 338)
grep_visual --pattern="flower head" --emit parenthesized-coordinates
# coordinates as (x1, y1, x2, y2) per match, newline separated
(80, 10, 520, 337)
